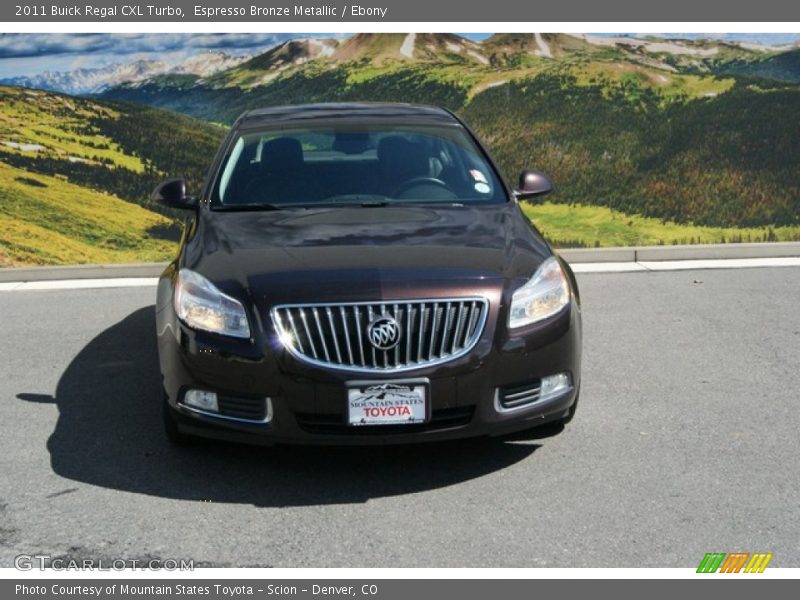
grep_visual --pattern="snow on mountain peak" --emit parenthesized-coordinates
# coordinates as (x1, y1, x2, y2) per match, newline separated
(0, 51, 249, 95)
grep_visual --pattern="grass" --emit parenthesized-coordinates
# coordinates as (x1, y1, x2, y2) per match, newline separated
(0, 86, 145, 172)
(3, 168, 799, 266)
(345, 63, 485, 88)
(338, 55, 738, 108)
(0, 161, 176, 267)
(567, 61, 736, 102)
(522, 201, 800, 248)
(1, 77, 798, 266)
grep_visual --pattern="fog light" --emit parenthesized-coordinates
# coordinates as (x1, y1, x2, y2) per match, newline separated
(183, 389, 219, 412)
(540, 372, 571, 400)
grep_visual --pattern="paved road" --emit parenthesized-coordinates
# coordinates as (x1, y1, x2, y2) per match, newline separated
(0, 267, 798, 568)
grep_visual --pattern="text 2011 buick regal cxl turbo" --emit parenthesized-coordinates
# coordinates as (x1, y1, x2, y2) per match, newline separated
(153, 103, 582, 445)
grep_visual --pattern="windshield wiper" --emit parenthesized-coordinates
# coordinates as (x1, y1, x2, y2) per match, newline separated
(268, 200, 391, 209)
(213, 203, 284, 212)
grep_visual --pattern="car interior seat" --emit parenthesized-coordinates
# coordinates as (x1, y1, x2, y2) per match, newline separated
(243, 137, 323, 204)
(377, 136, 432, 196)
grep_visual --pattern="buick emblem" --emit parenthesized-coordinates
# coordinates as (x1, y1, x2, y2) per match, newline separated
(367, 316, 401, 351)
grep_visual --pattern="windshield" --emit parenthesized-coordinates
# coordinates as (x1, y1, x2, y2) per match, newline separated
(211, 123, 508, 209)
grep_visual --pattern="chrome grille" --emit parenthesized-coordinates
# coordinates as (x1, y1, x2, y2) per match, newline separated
(272, 298, 488, 373)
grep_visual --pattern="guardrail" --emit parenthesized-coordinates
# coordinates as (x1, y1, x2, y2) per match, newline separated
(1, 242, 800, 283)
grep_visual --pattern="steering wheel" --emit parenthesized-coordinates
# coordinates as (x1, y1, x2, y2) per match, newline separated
(391, 177, 454, 198)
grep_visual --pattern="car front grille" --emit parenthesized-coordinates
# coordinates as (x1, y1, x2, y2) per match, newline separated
(497, 380, 542, 410)
(295, 406, 475, 435)
(271, 298, 488, 373)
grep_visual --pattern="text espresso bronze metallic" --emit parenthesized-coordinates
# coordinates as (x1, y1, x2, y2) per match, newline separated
(367, 316, 402, 351)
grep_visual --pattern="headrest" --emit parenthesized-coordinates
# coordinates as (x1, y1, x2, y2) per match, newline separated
(260, 137, 304, 173)
(377, 135, 411, 163)
(377, 136, 429, 178)
(333, 132, 371, 155)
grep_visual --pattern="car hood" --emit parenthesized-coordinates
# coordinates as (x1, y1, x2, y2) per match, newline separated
(184, 204, 551, 304)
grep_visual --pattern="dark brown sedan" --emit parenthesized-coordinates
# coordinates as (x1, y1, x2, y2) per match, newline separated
(152, 103, 582, 445)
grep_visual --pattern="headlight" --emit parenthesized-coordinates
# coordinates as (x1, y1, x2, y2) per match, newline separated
(508, 256, 570, 329)
(174, 268, 251, 338)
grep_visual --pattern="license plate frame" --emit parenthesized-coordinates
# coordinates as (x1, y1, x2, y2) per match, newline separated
(346, 379, 430, 426)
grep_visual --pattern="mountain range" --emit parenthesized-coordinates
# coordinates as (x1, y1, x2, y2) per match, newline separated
(130, 33, 800, 89)
(98, 33, 800, 117)
(0, 51, 248, 95)
(5, 34, 800, 97)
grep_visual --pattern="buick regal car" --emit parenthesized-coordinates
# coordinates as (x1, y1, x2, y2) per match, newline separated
(153, 103, 582, 445)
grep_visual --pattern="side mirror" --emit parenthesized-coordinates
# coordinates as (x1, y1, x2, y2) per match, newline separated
(514, 170, 554, 201)
(151, 178, 197, 209)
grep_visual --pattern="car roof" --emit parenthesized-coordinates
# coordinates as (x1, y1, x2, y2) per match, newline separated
(236, 102, 461, 129)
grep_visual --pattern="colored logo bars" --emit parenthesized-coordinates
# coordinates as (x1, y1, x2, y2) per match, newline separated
(697, 552, 773, 573)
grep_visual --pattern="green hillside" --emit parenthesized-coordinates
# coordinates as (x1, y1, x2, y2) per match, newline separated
(3, 33, 800, 266)
(0, 86, 225, 213)
(524, 202, 800, 248)
(0, 160, 175, 266)
(715, 48, 800, 83)
(101, 34, 800, 229)
(464, 75, 800, 227)
(0, 86, 224, 266)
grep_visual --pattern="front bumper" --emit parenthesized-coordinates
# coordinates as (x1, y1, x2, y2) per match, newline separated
(157, 293, 582, 446)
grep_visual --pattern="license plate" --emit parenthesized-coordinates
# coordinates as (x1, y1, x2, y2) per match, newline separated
(347, 380, 428, 426)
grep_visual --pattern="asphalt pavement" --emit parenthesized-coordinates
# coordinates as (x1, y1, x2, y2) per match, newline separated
(0, 267, 798, 568)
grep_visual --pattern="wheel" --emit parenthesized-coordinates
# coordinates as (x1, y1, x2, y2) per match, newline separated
(162, 389, 194, 446)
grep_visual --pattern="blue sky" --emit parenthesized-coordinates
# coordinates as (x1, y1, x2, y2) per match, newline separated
(0, 33, 798, 79)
